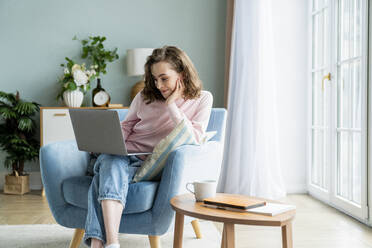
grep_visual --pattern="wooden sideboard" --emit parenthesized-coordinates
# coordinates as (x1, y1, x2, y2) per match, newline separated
(40, 107, 128, 147)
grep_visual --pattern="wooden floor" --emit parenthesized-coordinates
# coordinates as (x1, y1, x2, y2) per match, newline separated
(0, 190, 56, 225)
(1, 191, 372, 247)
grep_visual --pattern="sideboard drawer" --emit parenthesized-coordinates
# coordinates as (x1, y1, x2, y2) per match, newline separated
(41, 109, 75, 146)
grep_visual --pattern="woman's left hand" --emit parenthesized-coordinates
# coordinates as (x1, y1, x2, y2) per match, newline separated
(166, 78, 184, 105)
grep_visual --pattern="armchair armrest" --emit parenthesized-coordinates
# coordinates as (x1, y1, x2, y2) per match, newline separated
(151, 141, 223, 234)
(177, 141, 223, 194)
(39, 140, 89, 220)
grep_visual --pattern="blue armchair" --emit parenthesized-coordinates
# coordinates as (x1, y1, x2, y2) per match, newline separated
(40, 108, 227, 248)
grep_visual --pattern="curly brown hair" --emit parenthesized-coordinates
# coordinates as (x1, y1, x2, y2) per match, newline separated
(142, 46, 202, 104)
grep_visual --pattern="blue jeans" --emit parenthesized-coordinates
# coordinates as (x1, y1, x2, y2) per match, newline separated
(83, 154, 144, 246)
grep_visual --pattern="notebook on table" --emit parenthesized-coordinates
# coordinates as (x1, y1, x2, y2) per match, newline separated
(243, 203, 296, 216)
(202, 194, 296, 216)
(202, 202, 296, 216)
(203, 195, 266, 210)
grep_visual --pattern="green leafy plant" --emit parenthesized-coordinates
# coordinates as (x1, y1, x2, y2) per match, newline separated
(0, 91, 40, 176)
(56, 57, 96, 100)
(74, 35, 119, 78)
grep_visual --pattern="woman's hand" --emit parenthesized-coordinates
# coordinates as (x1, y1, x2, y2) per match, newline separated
(166, 78, 184, 105)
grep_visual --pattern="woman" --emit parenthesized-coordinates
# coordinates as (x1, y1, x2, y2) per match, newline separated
(84, 46, 213, 248)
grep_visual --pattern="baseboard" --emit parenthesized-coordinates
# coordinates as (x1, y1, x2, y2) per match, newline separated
(0, 171, 43, 190)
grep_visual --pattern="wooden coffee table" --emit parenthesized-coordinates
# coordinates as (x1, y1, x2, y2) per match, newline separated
(170, 193, 296, 248)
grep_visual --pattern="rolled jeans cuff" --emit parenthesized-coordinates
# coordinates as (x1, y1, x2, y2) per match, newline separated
(84, 233, 105, 247)
(98, 195, 126, 207)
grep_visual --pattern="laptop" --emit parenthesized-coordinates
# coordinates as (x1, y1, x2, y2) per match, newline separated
(69, 109, 152, 156)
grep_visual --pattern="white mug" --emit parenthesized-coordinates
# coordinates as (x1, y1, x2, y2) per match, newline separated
(186, 180, 216, 202)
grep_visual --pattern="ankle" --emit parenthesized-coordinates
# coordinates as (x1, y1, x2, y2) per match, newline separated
(90, 237, 104, 248)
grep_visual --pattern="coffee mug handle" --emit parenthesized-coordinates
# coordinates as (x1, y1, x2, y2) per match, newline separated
(186, 183, 195, 194)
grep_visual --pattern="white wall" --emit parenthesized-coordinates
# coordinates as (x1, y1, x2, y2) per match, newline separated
(272, 0, 309, 193)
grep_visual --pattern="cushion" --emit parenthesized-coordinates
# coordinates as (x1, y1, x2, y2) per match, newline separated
(62, 176, 159, 214)
(133, 119, 198, 182)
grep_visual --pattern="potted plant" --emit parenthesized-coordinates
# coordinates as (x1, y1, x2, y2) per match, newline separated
(0, 91, 40, 194)
(76, 35, 119, 78)
(56, 57, 96, 107)
(74, 35, 119, 106)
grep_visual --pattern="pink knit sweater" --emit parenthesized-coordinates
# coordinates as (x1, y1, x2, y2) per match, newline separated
(121, 90, 213, 154)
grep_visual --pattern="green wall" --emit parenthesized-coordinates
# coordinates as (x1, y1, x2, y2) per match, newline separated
(0, 0, 227, 172)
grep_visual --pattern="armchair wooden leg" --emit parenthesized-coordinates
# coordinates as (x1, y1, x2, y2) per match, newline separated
(148, 235, 161, 248)
(191, 219, 202, 239)
(69, 228, 85, 248)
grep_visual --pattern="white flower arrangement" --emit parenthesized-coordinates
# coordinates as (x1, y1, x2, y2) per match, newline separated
(57, 57, 97, 100)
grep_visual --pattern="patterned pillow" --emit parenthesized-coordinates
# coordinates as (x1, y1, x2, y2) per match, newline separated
(133, 119, 198, 182)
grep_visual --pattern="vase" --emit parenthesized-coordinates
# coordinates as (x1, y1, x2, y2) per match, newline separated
(63, 89, 84, 107)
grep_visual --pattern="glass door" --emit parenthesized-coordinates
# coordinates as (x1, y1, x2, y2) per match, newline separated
(309, 0, 368, 220)
(309, 0, 332, 202)
(331, 0, 368, 219)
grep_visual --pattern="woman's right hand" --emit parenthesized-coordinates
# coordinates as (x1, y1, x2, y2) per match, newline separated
(166, 78, 184, 105)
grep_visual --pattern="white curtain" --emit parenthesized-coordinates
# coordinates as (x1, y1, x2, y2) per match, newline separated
(217, 0, 286, 199)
